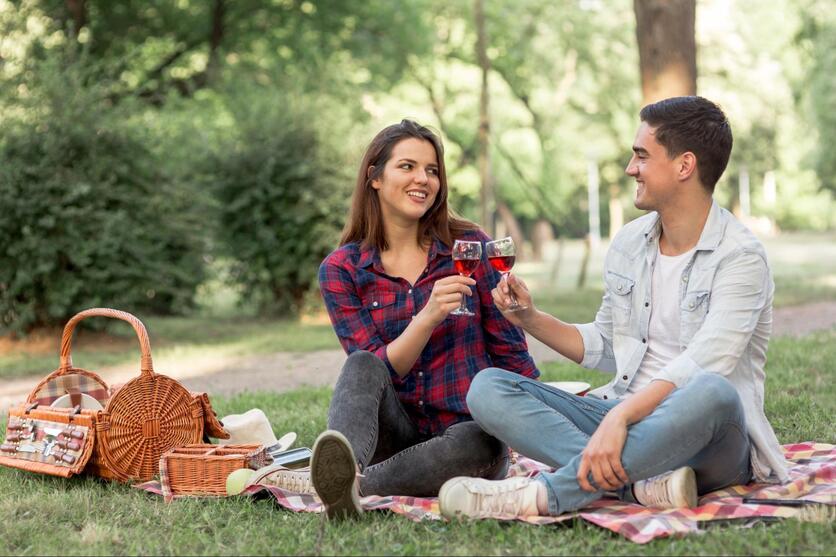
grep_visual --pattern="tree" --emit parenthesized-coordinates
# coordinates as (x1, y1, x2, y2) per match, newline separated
(633, 0, 696, 105)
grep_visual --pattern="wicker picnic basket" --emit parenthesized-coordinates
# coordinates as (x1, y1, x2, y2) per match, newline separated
(0, 308, 229, 482)
(160, 444, 269, 499)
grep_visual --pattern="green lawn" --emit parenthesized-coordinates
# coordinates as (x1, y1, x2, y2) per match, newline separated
(0, 331, 833, 555)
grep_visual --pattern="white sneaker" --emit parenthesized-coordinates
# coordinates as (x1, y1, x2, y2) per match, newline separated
(439, 476, 540, 520)
(247, 464, 316, 495)
(310, 430, 363, 520)
(633, 466, 698, 509)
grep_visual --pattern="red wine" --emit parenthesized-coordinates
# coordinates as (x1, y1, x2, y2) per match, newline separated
(454, 257, 480, 277)
(488, 255, 515, 273)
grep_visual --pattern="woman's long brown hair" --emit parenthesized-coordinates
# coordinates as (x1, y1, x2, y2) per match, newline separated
(340, 119, 477, 251)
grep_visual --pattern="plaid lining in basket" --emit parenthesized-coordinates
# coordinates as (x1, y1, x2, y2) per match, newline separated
(30, 373, 109, 406)
(135, 442, 835, 543)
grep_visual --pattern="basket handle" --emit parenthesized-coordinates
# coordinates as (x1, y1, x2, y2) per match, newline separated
(59, 308, 154, 377)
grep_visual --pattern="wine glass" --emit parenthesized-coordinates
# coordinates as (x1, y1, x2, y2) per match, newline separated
(486, 236, 527, 311)
(450, 239, 482, 316)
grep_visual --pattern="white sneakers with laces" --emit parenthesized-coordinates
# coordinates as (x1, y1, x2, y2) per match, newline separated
(247, 464, 316, 495)
(633, 466, 698, 509)
(439, 476, 541, 520)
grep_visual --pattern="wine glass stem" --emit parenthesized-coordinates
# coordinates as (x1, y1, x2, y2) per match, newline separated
(459, 291, 467, 313)
(504, 273, 519, 306)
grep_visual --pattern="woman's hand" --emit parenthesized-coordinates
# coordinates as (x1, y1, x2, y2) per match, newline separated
(417, 275, 476, 328)
(491, 274, 536, 327)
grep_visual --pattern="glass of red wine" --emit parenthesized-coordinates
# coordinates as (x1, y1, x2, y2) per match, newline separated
(486, 236, 526, 311)
(451, 239, 482, 316)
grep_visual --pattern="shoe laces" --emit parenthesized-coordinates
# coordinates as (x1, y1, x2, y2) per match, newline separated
(262, 470, 315, 494)
(637, 472, 674, 507)
(468, 479, 535, 517)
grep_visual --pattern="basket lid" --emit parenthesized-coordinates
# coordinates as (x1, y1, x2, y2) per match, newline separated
(97, 372, 203, 481)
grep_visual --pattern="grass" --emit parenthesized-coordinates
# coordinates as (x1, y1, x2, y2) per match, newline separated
(0, 332, 833, 555)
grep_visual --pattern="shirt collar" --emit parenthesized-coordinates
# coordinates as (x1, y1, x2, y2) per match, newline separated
(357, 243, 378, 270)
(642, 199, 726, 252)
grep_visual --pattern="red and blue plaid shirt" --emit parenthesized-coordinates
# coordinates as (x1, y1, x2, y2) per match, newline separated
(318, 228, 539, 436)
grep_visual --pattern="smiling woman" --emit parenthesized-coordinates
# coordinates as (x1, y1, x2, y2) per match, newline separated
(307, 120, 539, 519)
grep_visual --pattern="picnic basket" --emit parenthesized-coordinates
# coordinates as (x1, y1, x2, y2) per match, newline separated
(159, 443, 269, 499)
(0, 308, 229, 482)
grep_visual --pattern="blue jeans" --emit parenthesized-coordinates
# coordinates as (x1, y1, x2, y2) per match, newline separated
(467, 369, 752, 515)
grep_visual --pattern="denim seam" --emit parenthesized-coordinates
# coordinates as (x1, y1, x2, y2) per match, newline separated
(471, 451, 509, 479)
(359, 379, 388, 468)
(514, 381, 593, 440)
(522, 380, 610, 417)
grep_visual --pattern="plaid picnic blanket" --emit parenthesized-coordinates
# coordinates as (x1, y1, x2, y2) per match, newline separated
(135, 442, 835, 544)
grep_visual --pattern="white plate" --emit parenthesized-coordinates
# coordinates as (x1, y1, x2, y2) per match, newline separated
(544, 381, 591, 396)
(50, 393, 104, 411)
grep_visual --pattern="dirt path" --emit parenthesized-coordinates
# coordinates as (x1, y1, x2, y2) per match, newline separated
(1, 301, 834, 411)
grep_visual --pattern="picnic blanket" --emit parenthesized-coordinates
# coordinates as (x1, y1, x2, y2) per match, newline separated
(135, 442, 835, 544)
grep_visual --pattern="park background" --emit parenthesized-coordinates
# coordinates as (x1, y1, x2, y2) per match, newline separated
(0, 0, 833, 555)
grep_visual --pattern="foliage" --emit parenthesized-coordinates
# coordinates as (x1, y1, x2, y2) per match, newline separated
(210, 87, 353, 316)
(0, 53, 207, 334)
(795, 0, 836, 194)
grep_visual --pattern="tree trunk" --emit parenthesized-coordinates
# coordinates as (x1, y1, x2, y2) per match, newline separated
(633, 0, 697, 105)
(495, 200, 526, 260)
(206, 0, 226, 82)
(530, 219, 554, 261)
(65, 0, 86, 39)
(474, 0, 495, 236)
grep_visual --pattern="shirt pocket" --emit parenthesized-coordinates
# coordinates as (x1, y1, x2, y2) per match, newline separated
(680, 290, 710, 342)
(605, 270, 636, 332)
(362, 291, 400, 343)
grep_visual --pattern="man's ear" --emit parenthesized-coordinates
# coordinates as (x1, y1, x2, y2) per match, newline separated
(678, 152, 697, 182)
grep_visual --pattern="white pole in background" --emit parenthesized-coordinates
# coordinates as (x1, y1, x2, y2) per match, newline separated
(739, 166, 750, 217)
(763, 170, 776, 206)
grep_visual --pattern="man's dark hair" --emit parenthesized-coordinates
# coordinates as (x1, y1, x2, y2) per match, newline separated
(640, 96, 733, 193)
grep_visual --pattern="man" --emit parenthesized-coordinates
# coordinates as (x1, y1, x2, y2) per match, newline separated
(439, 96, 789, 520)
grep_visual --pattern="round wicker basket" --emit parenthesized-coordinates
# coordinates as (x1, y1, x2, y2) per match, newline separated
(56, 308, 203, 481)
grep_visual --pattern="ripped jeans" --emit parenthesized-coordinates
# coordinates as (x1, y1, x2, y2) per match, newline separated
(327, 351, 509, 497)
(468, 369, 752, 515)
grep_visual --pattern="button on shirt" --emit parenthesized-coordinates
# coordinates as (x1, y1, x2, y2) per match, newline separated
(574, 201, 789, 483)
(318, 229, 539, 437)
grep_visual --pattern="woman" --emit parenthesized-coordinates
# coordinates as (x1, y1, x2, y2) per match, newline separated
(310, 120, 539, 519)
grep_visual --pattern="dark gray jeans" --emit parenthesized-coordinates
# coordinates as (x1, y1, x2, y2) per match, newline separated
(327, 351, 509, 497)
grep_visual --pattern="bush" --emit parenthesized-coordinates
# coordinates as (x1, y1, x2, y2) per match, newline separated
(211, 94, 351, 316)
(0, 60, 207, 334)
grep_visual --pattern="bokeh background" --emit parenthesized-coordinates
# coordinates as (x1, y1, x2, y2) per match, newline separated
(1, 0, 834, 334)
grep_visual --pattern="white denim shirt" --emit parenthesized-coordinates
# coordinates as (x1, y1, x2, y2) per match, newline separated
(576, 201, 789, 483)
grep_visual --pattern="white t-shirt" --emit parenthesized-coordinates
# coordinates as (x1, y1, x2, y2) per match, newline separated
(629, 246, 697, 394)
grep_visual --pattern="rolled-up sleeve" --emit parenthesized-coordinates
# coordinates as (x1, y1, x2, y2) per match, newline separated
(318, 258, 394, 374)
(655, 250, 770, 388)
(575, 264, 618, 373)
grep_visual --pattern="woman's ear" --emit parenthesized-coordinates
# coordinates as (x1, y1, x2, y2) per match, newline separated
(368, 165, 381, 190)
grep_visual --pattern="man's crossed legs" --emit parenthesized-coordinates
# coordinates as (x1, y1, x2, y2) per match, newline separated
(441, 369, 752, 518)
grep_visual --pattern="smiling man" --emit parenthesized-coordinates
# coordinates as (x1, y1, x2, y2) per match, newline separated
(439, 96, 790, 520)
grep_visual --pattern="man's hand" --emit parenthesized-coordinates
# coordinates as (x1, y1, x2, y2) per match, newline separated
(418, 275, 476, 328)
(491, 274, 536, 326)
(577, 411, 630, 492)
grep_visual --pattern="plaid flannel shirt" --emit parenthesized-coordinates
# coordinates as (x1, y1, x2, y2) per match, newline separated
(318, 229, 539, 436)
